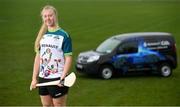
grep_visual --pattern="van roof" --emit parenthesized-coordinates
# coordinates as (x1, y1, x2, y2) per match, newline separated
(113, 32, 171, 40)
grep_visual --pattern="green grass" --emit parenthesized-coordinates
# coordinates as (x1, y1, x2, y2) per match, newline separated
(0, 0, 180, 106)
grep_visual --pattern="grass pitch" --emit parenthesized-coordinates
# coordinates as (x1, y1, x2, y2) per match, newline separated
(0, 0, 180, 106)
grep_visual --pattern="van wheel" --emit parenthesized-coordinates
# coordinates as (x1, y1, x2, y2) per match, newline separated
(100, 65, 113, 79)
(159, 63, 172, 77)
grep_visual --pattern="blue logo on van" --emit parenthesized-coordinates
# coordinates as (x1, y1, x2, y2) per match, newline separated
(112, 42, 166, 72)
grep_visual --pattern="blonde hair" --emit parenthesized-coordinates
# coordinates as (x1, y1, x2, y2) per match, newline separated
(34, 5, 59, 52)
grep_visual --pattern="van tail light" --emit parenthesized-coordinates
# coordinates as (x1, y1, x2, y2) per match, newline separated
(173, 43, 177, 52)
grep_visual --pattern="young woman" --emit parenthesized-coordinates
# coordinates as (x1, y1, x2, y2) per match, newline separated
(30, 5, 72, 106)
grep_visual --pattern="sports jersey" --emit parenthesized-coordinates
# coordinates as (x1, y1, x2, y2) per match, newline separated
(38, 28, 72, 79)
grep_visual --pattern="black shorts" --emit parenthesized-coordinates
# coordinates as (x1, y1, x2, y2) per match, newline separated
(38, 77, 69, 98)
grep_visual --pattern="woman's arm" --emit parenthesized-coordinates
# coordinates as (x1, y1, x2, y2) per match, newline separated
(30, 53, 40, 90)
(61, 55, 72, 80)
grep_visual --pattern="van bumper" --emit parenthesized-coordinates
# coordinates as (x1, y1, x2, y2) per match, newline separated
(75, 62, 99, 74)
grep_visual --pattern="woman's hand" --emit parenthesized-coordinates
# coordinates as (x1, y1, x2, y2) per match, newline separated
(30, 79, 38, 91)
(57, 78, 64, 87)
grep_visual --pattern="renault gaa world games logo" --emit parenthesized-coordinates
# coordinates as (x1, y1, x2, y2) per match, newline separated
(143, 40, 170, 47)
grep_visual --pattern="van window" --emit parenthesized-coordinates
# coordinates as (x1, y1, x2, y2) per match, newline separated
(118, 41, 138, 54)
(96, 38, 120, 53)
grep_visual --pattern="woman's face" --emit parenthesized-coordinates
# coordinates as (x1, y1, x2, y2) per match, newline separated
(42, 9, 56, 27)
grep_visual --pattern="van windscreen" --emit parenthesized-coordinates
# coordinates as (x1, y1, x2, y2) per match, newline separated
(96, 38, 120, 53)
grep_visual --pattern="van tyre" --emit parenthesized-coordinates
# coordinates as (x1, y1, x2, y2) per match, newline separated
(100, 65, 113, 79)
(159, 63, 172, 77)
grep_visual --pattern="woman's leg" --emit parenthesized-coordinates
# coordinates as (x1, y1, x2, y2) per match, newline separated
(40, 95, 53, 107)
(52, 94, 68, 106)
